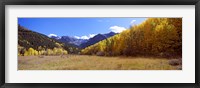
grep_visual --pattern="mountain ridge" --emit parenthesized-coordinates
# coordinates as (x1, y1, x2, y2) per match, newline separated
(50, 32, 117, 48)
(80, 32, 117, 48)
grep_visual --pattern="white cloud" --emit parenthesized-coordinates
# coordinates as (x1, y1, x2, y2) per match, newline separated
(74, 34, 96, 40)
(130, 20, 136, 24)
(109, 26, 127, 33)
(74, 36, 80, 39)
(48, 34, 58, 37)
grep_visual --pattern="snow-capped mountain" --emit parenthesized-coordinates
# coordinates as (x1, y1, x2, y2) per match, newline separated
(59, 36, 88, 46)
(48, 34, 61, 40)
(50, 35, 88, 46)
(80, 32, 117, 48)
(49, 32, 117, 48)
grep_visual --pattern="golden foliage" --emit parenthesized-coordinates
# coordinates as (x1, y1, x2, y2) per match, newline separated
(81, 18, 182, 57)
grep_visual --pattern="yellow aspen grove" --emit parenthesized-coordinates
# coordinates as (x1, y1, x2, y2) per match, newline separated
(81, 18, 182, 58)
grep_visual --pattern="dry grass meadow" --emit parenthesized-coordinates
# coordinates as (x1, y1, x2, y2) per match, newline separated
(18, 55, 181, 70)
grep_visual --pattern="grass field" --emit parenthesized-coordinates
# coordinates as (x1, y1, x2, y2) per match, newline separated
(18, 55, 181, 70)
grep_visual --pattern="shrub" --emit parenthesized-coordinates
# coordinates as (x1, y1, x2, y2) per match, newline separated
(169, 59, 181, 66)
(38, 55, 44, 58)
(96, 51, 105, 56)
(63, 50, 68, 55)
(176, 65, 182, 70)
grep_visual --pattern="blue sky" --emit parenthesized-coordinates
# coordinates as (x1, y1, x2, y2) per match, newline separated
(18, 18, 147, 39)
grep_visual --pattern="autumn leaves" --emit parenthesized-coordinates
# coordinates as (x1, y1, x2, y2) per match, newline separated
(81, 18, 182, 58)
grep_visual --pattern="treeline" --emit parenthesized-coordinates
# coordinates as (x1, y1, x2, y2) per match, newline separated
(18, 45, 68, 56)
(81, 18, 182, 58)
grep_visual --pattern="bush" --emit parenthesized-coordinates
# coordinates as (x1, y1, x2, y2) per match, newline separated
(96, 51, 105, 56)
(176, 65, 182, 70)
(38, 55, 44, 58)
(169, 59, 181, 66)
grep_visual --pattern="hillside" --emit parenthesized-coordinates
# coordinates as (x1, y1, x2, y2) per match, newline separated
(18, 25, 80, 55)
(81, 18, 182, 58)
(18, 25, 63, 50)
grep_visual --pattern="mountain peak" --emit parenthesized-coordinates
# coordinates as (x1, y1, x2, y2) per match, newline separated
(80, 32, 117, 48)
(48, 31, 117, 48)
(48, 34, 61, 39)
(56, 36, 88, 46)
(103, 32, 117, 38)
(48, 34, 58, 37)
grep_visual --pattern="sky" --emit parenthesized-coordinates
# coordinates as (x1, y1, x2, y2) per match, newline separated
(18, 18, 147, 39)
